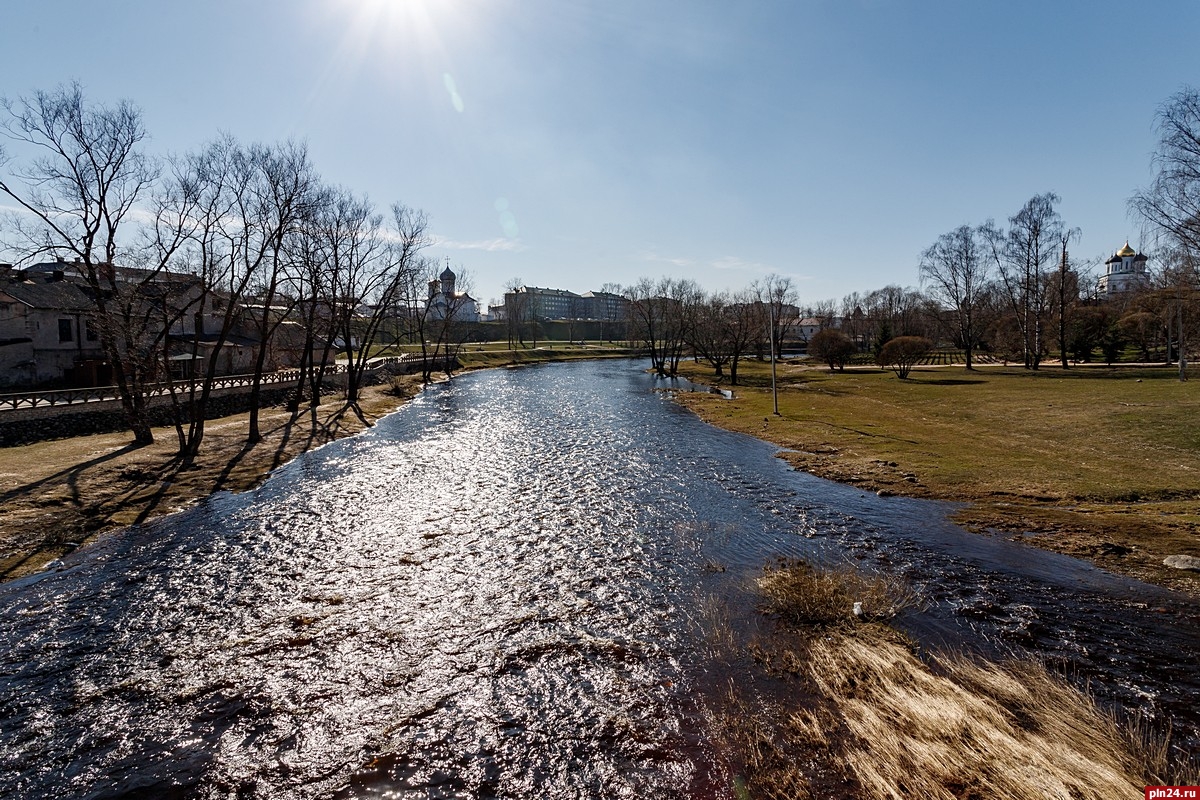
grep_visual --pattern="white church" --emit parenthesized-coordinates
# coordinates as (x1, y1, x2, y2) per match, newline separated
(1097, 241, 1150, 297)
(426, 264, 480, 322)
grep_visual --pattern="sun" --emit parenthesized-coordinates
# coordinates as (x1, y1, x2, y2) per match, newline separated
(324, 0, 459, 58)
(341, 0, 444, 31)
(305, 0, 470, 115)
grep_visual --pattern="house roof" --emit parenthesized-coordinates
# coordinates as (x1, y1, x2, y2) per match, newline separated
(2, 279, 93, 312)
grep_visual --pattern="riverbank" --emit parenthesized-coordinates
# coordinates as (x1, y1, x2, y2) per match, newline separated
(673, 359, 1200, 598)
(0, 379, 422, 582)
(682, 365, 1200, 796)
(710, 559, 1186, 798)
(0, 348, 643, 582)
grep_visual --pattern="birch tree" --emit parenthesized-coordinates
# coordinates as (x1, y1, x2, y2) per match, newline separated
(919, 224, 991, 370)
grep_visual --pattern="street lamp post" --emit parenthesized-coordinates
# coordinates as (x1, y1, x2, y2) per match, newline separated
(768, 301, 780, 415)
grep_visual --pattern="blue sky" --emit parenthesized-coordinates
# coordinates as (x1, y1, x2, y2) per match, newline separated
(3, 0, 1197, 307)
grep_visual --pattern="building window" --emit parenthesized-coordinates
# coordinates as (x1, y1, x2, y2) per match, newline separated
(58, 318, 73, 343)
(85, 320, 98, 342)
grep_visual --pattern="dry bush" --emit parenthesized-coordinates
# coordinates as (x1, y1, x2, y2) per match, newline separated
(756, 558, 917, 628)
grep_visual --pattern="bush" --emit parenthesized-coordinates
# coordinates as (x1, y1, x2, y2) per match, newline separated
(808, 328, 856, 372)
(877, 335, 933, 379)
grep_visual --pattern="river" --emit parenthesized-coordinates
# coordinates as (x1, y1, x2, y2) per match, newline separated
(0, 359, 1196, 798)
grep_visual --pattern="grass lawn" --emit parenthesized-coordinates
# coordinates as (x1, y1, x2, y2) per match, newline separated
(674, 359, 1200, 595)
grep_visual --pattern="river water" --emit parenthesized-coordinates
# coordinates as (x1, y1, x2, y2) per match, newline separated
(0, 359, 1196, 798)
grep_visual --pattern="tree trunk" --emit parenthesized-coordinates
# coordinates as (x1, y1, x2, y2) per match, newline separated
(1180, 303, 1188, 382)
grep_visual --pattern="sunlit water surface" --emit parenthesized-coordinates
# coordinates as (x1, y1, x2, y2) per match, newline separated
(1, 359, 1196, 798)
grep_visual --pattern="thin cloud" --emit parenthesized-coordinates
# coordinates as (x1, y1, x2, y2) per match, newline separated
(432, 235, 527, 253)
(640, 249, 779, 275)
(709, 255, 774, 273)
(636, 249, 695, 268)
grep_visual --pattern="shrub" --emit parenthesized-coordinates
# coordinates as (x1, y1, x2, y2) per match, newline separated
(876, 335, 933, 379)
(808, 328, 856, 372)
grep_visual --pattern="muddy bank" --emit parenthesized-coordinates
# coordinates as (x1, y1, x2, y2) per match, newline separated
(674, 387, 1200, 599)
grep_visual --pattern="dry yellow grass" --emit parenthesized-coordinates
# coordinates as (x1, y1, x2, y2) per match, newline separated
(710, 559, 1188, 800)
(813, 632, 1143, 800)
(757, 557, 918, 627)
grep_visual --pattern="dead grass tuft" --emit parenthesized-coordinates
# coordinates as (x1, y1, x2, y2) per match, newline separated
(711, 560, 1187, 799)
(1121, 712, 1200, 788)
(811, 630, 1145, 799)
(757, 557, 918, 628)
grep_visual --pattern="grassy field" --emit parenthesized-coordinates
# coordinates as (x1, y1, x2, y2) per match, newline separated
(674, 359, 1200, 595)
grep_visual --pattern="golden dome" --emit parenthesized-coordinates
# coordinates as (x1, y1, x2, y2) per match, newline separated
(1117, 242, 1136, 257)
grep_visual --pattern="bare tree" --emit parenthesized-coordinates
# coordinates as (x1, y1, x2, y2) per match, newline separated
(0, 83, 163, 443)
(1155, 246, 1200, 380)
(504, 279, 536, 349)
(839, 292, 867, 352)
(625, 276, 701, 375)
(919, 224, 992, 369)
(598, 281, 624, 343)
(753, 274, 800, 359)
(662, 277, 703, 374)
(688, 290, 734, 378)
(1132, 87, 1200, 254)
(164, 135, 267, 464)
(995, 193, 1065, 370)
(280, 185, 337, 414)
(1132, 87, 1200, 380)
(337, 202, 428, 405)
(725, 289, 763, 385)
(243, 141, 320, 443)
(625, 277, 665, 373)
